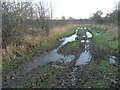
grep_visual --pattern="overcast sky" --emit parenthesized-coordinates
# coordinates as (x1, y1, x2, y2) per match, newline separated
(26, 0, 119, 19)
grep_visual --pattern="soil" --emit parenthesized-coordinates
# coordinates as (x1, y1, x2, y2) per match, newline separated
(2, 28, 119, 89)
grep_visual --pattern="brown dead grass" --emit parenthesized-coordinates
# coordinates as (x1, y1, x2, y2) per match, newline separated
(2, 25, 74, 60)
(48, 25, 72, 36)
(100, 24, 118, 38)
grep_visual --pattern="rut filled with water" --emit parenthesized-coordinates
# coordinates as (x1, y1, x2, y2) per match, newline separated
(69, 27, 93, 87)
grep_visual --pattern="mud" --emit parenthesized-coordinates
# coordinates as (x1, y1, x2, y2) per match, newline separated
(2, 26, 119, 88)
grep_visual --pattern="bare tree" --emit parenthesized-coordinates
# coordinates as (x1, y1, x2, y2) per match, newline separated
(2, 0, 51, 50)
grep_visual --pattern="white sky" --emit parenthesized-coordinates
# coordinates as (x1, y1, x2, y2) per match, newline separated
(51, 0, 119, 19)
(25, 0, 120, 19)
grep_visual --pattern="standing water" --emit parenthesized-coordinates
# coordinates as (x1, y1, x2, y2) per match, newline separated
(109, 56, 116, 64)
(22, 29, 79, 73)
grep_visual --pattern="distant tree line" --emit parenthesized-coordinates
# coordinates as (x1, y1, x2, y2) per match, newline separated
(91, 3, 119, 25)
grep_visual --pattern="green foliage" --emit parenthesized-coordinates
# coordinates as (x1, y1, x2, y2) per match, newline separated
(100, 60, 113, 74)
(93, 78, 109, 88)
(2, 59, 14, 72)
(93, 60, 116, 88)
(89, 26, 118, 52)
(70, 40, 79, 50)
(94, 35, 109, 51)
(91, 10, 103, 24)
(91, 7, 118, 24)
(105, 10, 118, 23)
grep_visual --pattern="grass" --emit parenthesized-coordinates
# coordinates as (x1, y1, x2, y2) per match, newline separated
(3, 26, 77, 73)
(87, 25, 118, 53)
(2, 59, 14, 73)
(94, 35, 109, 51)
(93, 60, 115, 88)
(100, 60, 113, 74)
(93, 78, 110, 88)
(80, 25, 118, 88)
(60, 26, 77, 37)
(70, 40, 79, 50)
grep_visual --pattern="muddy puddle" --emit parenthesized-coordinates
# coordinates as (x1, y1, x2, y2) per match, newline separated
(109, 56, 116, 64)
(22, 29, 79, 73)
(60, 29, 78, 46)
(75, 50, 91, 66)
(75, 42, 91, 66)
(10, 27, 93, 86)
(86, 31, 92, 38)
(21, 26, 93, 87)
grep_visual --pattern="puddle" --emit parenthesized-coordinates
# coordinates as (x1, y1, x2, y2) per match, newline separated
(109, 56, 116, 64)
(26, 49, 75, 72)
(75, 51, 91, 66)
(64, 55, 75, 63)
(23, 29, 79, 73)
(61, 30, 78, 46)
(61, 34, 78, 45)
(86, 31, 92, 38)
(25, 50, 63, 72)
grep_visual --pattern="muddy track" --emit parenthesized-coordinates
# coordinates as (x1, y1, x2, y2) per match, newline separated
(55, 29, 94, 87)
(56, 28, 118, 88)
(2, 27, 118, 88)
(2, 28, 100, 88)
(75, 38, 105, 88)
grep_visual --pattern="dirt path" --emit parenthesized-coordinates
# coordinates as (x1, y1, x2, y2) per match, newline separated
(2, 26, 118, 88)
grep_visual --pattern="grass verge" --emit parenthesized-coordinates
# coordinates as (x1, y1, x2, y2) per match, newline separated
(93, 60, 117, 88)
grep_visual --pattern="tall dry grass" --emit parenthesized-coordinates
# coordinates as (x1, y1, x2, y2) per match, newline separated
(100, 24, 118, 38)
(2, 25, 74, 60)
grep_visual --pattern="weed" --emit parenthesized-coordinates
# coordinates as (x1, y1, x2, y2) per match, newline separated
(70, 40, 79, 50)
